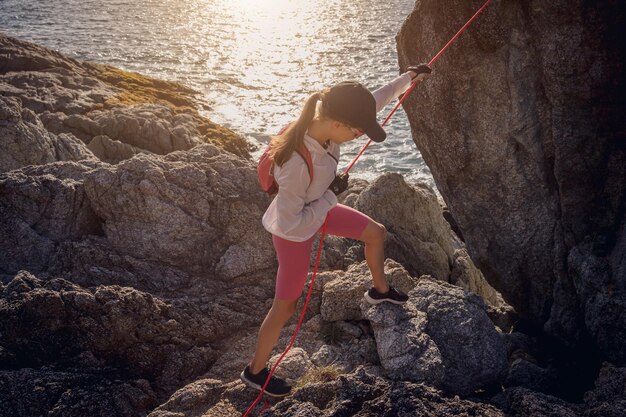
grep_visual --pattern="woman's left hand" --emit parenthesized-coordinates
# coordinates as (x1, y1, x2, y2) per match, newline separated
(407, 63, 432, 82)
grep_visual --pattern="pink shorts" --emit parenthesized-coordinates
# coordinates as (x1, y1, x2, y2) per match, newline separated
(272, 204, 371, 300)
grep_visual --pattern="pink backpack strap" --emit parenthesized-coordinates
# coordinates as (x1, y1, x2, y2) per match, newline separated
(295, 142, 314, 184)
(278, 122, 314, 186)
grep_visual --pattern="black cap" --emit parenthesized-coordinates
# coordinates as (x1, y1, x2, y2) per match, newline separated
(323, 81, 386, 142)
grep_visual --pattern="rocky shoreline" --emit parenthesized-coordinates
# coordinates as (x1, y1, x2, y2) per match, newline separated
(1, 7, 625, 416)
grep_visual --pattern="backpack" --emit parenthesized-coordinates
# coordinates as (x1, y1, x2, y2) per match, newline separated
(257, 123, 314, 195)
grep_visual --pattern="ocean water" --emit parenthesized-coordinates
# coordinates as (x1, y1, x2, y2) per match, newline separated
(0, 0, 436, 188)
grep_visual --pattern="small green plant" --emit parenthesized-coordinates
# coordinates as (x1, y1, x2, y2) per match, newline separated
(294, 365, 344, 389)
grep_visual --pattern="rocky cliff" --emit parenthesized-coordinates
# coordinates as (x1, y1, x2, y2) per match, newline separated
(1, 24, 624, 417)
(398, 0, 625, 366)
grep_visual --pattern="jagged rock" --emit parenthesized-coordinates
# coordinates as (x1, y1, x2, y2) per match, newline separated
(562, 241, 626, 363)
(0, 69, 115, 115)
(355, 173, 455, 281)
(310, 337, 379, 373)
(0, 33, 96, 75)
(0, 96, 96, 172)
(184, 303, 322, 386)
(0, 271, 219, 393)
(492, 387, 580, 417)
(410, 278, 508, 394)
(87, 134, 148, 164)
(147, 379, 225, 417)
(450, 248, 499, 305)
(1, 34, 251, 164)
(495, 368, 626, 417)
(0, 368, 157, 417)
(320, 259, 417, 322)
(152, 365, 506, 417)
(66, 104, 203, 155)
(397, 0, 626, 359)
(310, 233, 359, 271)
(83, 144, 275, 278)
(268, 347, 313, 382)
(265, 366, 505, 417)
(353, 174, 509, 322)
(451, 248, 517, 331)
(0, 160, 103, 274)
(582, 362, 626, 417)
(504, 358, 558, 395)
(362, 273, 507, 396)
(501, 331, 541, 365)
(48, 236, 199, 293)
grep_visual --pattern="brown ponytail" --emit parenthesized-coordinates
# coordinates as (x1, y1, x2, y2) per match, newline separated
(269, 91, 322, 167)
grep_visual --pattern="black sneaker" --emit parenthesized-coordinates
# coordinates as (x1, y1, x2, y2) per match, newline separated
(240, 365, 292, 398)
(364, 286, 409, 305)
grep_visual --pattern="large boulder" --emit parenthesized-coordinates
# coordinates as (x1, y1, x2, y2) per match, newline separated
(353, 173, 508, 316)
(0, 271, 221, 393)
(397, 0, 626, 359)
(361, 272, 507, 396)
(320, 259, 416, 322)
(355, 173, 455, 281)
(83, 144, 274, 278)
(0, 160, 102, 275)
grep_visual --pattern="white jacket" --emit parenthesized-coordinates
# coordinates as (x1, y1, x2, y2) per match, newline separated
(262, 72, 414, 242)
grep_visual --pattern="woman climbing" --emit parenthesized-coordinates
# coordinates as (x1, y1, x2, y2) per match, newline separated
(241, 64, 432, 398)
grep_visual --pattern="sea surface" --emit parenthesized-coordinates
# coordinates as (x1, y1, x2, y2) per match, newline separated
(0, 0, 436, 188)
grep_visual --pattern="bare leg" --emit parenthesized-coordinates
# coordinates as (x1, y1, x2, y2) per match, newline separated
(249, 298, 298, 374)
(358, 219, 390, 293)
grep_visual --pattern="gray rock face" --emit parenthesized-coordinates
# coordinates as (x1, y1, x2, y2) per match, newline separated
(410, 278, 508, 395)
(504, 358, 558, 395)
(355, 173, 455, 281)
(0, 33, 96, 75)
(360, 266, 507, 395)
(267, 366, 506, 417)
(0, 33, 250, 174)
(582, 362, 626, 417)
(87, 134, 148, 164)
(494, 387, 581, 417)
(0, 368, 157, 417)
(147, 378, 225, 417)
(67, 104, 203, 155)
(0, 96, 95, 172)
(321, 259, 416, 322)
(83, 144, 274, 278)
(151, 365, 506, 417)
(0, 160, 102, 275)
(0, 271, 219, 393)
(353, 173, 509, 317)
(397, 0, 626, 359)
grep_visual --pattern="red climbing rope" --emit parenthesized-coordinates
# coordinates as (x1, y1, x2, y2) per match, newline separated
(244, 1, 492, 415)
(243, 219, 328, 416)
(343, 0, 492, 176)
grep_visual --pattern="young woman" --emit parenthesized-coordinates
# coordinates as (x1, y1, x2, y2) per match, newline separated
(241, 64, 432, 397)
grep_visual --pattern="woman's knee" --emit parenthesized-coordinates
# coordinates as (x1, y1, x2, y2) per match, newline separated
(359, 220, 387, 244)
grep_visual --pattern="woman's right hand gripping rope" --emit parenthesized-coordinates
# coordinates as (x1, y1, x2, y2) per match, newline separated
(329, 173, 349, 195)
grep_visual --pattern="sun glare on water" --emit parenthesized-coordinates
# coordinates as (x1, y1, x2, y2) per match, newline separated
(215, 0, 324, 116)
